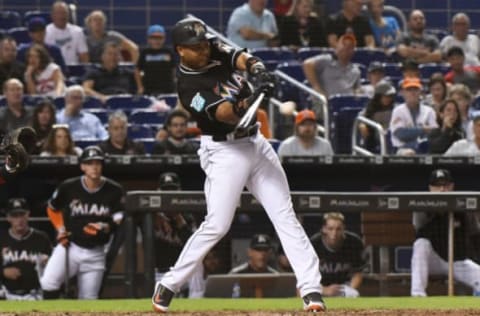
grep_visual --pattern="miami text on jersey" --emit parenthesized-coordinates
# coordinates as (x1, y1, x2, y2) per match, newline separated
(69, 199, 111, 216)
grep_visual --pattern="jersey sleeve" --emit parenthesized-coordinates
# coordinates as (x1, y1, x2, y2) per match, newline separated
(48, 181, 68, 211)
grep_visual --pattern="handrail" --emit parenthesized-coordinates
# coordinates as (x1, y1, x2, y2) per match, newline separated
(274, 70, 329, 139)
(352, 115, 387, 156)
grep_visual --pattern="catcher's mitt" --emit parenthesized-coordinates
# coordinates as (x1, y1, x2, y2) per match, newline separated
(0, 127, 37, 173)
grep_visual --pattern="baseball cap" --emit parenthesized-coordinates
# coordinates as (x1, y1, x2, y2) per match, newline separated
(6, 198, 29, 215)
(249, 234, 272, 251)
(28, 17, 46, 32)
(295, 109, 316, 125)
(80, 146, 104, 163)
(402, 77, 422, 89)
(429, 169, 453, 185)
(158, 172, 181, 190)
(374, 81, 396, 96)
(368, 61, 384, 73)
(339, 33, 357, 47)
(147, 24, 165, 37)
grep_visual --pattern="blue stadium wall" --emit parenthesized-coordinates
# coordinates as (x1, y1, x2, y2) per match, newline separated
(1, 0, 479, 46)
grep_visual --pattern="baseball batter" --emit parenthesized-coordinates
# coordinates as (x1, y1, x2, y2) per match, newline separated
(1, 198, 51, 300)
(40, 146, 125, 299)
(152, 17, 325, 313)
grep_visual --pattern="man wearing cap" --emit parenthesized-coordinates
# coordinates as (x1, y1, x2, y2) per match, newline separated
(444, 46, 480, 95)
(396, 10, 442, 64)
(135, 24, 176, 95)
(40, 146, 125, 299)
(0, 198, 51, 300)
(389, 77, 438, 154)
(0, 37, 25, 88)
(411, 169, 480, 296)
(445, 115, 480, 156)
(326, 0, 375, 48)
(304, 34, 361, 98)
(277, 109, 333, 158)
(17, 17, 66, 74)
(230, 234, 279, 274)
(310, 212, 366, 297)
(226, 0, 278, 49)
(362, 61, 387, 98)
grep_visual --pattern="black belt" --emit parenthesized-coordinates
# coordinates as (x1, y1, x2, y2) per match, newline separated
(212, 125, 258, 142)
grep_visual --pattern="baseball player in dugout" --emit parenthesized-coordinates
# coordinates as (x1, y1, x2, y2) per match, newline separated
(411, 169, 480, 296)
(151, 17, 325, 313)
(0, 198, 51, 300)
(310, 212, 366, 297)
(40, 146, 125, 299)
(229, 234, 279, 274)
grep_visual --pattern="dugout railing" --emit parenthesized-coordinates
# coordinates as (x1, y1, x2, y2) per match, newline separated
(125, 190, 480, 298)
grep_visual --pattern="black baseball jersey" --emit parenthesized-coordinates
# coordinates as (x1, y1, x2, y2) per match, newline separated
(416, 213, 467, 261)
(310, 231, 366, 286)
(48, 176, 125, 249)
(0, 228, 51, 295)
(177, 40, 252, 136)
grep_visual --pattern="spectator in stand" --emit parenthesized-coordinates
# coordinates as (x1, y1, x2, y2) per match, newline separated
(440, 13, 480, 66)
(17, 17, 66, 74)
(396, 10, 442, 64)
(278, 0, 327, 48)
(40, 124, 82, 157)
(135, 25, 175, 95)
(154, 172, 196, 278)
(0, 37, 25, 88)
(444, 46, 480, 95)
(448, 83, 473, 140)
(389, 77, 438, 155)
(326, 0, 374, 48)
(98, 110, 145, 155)
(273, 0, 294, 19)
(361, 61, 386, 98)
(227, 0, 279, 49)
(24, 44, 65, 98)
(411, 169, 480, 297)
(424, 73, 448, 114)
(83, 42, 136, 103)
(358, 81, 396, 152)
(230, 234, 279, 274)
(31, 101, 56, 154)
(367, 0, 400, 53)
(152, 110, 199, 155)
(310, 212, 366, 297)
(55, 85, 108, 141)
(303, 34, 361, 98)
(0, 79, 32, 134)
(428, 99, 464, 154)
(0, 198, 51, 300)
(401, 59, 421, 79)
(278, 109, 333, 157)
(45, 1, 89, 64)
(188, 247, 223, 298)
(444, 115, 480, 156)
(84, 10, 139, 64)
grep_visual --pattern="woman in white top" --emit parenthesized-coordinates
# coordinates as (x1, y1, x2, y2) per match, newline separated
(40, 124, 82, 157)
(25, 44, 65, 97)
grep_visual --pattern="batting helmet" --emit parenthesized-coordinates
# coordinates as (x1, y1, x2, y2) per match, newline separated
(80, 146, 105, 163)
(171, 17, 211, 47)
(158, 172, 181, 190)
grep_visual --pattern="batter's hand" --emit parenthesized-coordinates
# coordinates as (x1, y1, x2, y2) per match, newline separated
(57, 230, 71, 247)
(2, 267, 21, 280)
(83, 222, 109, 236)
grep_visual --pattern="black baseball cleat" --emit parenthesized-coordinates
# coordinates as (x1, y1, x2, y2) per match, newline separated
(302, 292, 326, 312)
(152, 283, 174, 313)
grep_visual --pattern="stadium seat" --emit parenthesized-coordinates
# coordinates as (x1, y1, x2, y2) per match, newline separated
(297, 47, 334, 61)
(268, 139, 281, 152)
(276, 61, 305, 82)
(328, 94, 369, 114)
(7, 27, 30, 45)
(53, 96, 65, 109)
(471, 95, 480, 111)
(128, 124, 154, 138)
(23, 95, 46, 107)
(75, 139, 100, 149)
(352, 48, 387, 66)
(66, 63, 95, 78)
(383, 62, 403, 79)
(87, 109, 109, 125)
(155, 93, 178, 107)
(137, 137, 156, 154)
(106, 95, 153, 110)
(330, 107, 363, 154)
(129, 109, 168, 125)
(425, 28, 449, 41)
(83, 96, 104, 109)
(0, 11, 21, 29)
(250, 47, 295, 63)
(355, 63, 367, 79)
(23, 11, 51, 26)
(419, 63, 451, 79)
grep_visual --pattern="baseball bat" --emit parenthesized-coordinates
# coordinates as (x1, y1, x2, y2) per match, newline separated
(64, 244, 71, 298)
(447, 211, 454, 296)
(236, 92, 265, 130)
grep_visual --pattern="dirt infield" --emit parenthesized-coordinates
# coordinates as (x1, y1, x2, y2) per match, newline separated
(3, 310, 479, 316)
